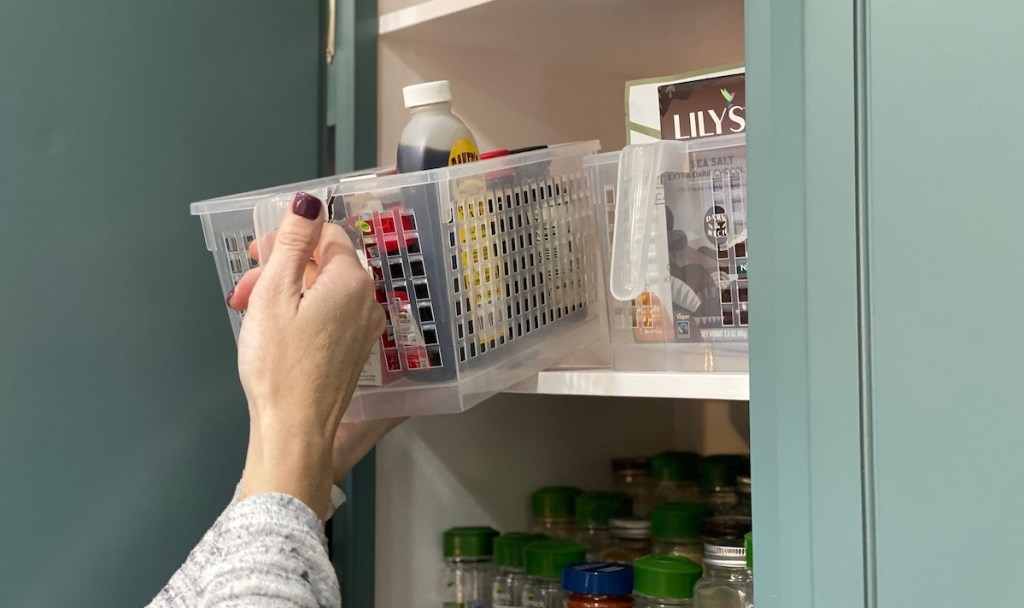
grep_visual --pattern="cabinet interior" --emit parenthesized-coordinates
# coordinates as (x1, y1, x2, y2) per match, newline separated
(373, 1, 748, 605)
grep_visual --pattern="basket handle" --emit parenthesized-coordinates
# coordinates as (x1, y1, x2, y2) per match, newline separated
(609, 141, 690, 301)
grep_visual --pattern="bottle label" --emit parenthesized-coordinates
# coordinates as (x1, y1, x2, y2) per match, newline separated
(448, 139, 479, 166)
(523, 590, 545, 608)
(492, 582, 513, 608)
(354, 248, 383, 385)
(392, 300, 425, 348)
(388, 292, 431, 369)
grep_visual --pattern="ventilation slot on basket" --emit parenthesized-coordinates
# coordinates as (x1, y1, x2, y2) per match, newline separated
(448, 174, 591, 362)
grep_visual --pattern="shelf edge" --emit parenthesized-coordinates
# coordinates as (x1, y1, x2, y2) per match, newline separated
(503, 371, 750, 401)
(379, 0, 496, 35)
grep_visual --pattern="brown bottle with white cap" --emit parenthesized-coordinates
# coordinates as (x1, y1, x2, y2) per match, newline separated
(396, 80, 479, 173)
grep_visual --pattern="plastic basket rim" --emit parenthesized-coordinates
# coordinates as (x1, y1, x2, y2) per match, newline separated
(328, 140, 600, 196)
(189, 140, 600, 217)
(189, 170, 383, 217)
(582, 133, 748, 169)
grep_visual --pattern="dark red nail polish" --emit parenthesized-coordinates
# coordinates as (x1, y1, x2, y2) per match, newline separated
(225, 287, 235, 306)
(292, 191, 322, 220)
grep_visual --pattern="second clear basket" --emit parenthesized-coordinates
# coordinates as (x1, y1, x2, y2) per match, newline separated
(586, 134, 749, 373)
(194, 142, 605, 421)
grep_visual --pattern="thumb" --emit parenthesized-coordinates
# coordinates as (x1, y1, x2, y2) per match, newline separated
(260, 191, 324, 301)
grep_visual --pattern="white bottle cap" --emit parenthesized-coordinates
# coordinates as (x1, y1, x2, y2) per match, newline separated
(403, 80, 452, 109)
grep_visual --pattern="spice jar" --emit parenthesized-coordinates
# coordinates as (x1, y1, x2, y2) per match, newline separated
(632, 554, 702, 607)
(692, 519, 753, 608)
(522, 539, 587, 608)
(612, 457, 653, 518)
(442, 526, 499, 608)
(701, 516, 752, 560)
(651, 503, 712, 565)
(651, 452, 701, 508)
(730, 476, 752, 518)
(698, 456, 748, 515)
(493, 532, 547, 608)
(562, 562, 634, 608)
(575, 491, 632, 561)
(600, 518, 651, 564)
(531, 486, 582, 540)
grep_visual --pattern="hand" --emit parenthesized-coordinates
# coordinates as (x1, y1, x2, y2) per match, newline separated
(225, 191, 386, 519)
(331, 417, 406, 484)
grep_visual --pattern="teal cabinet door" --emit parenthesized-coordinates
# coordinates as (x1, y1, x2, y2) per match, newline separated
(0, 2, 321, 605)
(749, 0, 1024, 606)
(746, 0, 866, 607)
(865, 2, 1024, 606)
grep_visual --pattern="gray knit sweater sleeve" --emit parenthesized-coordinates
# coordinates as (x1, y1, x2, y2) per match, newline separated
(147, 488, 345, 608)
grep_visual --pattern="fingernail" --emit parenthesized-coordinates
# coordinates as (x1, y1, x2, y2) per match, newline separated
(292, 191, 322, 220)
(225, 287, 235, 307)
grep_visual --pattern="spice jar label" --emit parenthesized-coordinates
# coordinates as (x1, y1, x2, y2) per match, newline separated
(493, 583, 513, 608)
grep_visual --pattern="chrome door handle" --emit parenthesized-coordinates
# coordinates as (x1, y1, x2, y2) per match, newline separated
(326, 0, 336, 64)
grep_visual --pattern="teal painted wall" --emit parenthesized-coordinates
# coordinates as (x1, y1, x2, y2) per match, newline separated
(865, 2, 1024, 605)
(0, 1, 321, 605)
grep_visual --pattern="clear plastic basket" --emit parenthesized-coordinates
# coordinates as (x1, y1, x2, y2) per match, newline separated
(191, 142, 605, 420)
(191, 169, 384, 338)
(586, 134, 749, 373)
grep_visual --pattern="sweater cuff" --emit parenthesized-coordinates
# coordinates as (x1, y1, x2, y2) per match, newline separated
(231, 481, 347, 518)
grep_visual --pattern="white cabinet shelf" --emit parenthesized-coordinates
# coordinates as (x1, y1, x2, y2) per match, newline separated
(379, 0, 493, 35)
(504, 370, 749, 401)
(379, 0, 744, 77)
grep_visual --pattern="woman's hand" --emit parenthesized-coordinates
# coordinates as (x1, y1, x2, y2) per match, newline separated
(225, 192, 389, 519)
(331, 417, 406, 484)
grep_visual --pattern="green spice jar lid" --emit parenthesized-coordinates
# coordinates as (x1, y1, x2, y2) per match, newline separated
(698, 455, 750, 491)
(575, 491, 632, 525)
(531, 486, 582, 520)
(494, 533, 547, 568)
(633, 554, 702, 600)
(745, 532, 754, 569)
(651, 452, 700, 482)
(651, 503, 712, 540)
(443, 526, 499, 559)
(523, 539, 586, 579)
